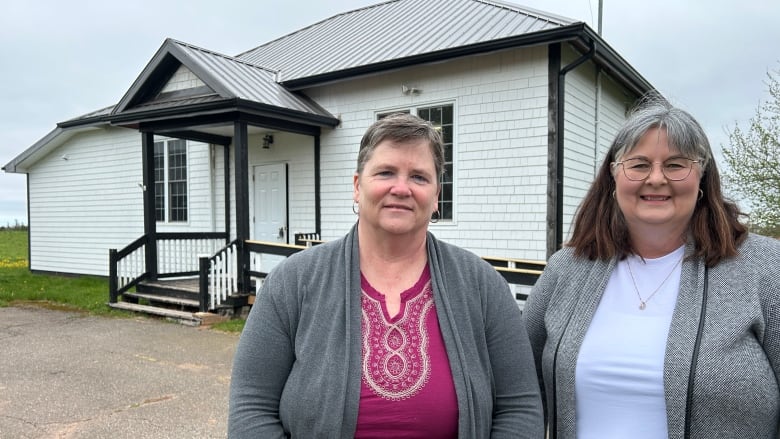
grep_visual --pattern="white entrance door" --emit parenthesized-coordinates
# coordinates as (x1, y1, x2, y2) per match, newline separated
(253, 163, 288, 276)
(253, 163, 287, 242)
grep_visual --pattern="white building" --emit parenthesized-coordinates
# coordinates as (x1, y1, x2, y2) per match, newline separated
(3, 0, 653, 313)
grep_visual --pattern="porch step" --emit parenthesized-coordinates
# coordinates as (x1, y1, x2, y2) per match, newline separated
(124, 291, 200, 308)
(136, 278, 199, 300)
(108, 302, 201, 326)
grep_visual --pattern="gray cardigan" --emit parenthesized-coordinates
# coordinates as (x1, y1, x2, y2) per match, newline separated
(229, 225, 543, 438)
(523, 233, 780, 438)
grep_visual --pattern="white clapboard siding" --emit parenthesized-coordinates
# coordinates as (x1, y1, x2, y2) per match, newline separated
(21, 42, 638, 278)
(28, 127, 144, 275)
(307, 45, 635, 261)
(28, 128, 216, 276)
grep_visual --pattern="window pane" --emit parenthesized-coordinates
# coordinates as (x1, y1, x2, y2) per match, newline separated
(428, 107, 442, 126)
(441, 126, 453, 154)
(442, 106, 453, 124)
(154, 183, 165, 221)
(167, 140, 188, 223)
(442, 163, 453, 183)
(153, 142, 165, 221)
(169, 182, 188, 222)
(439, 201, 452, 221)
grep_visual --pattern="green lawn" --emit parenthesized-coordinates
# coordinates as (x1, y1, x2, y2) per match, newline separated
(0, 229, 124, 314)
(0, 229, 245, 332)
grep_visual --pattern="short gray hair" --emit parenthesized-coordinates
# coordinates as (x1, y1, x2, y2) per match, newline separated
(356, 113, 445, 182)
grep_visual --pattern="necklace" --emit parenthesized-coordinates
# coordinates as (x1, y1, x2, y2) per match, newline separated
(626, 255, 683, 310)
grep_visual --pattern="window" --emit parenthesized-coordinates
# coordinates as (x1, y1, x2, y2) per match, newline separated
(377, 104, 454, 220)
(417, 105, 453, 220)
(153, 139, 188, 222)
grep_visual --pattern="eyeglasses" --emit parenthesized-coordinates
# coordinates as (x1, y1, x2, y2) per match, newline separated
(612, 157, 699, 181)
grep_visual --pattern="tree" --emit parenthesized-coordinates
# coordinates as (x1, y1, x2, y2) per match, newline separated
(722, 67, 780, 237)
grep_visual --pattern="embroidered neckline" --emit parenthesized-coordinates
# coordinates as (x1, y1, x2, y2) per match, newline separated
(361, 280, 434, 400)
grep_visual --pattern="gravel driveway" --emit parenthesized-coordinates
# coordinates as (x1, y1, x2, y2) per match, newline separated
(0, 306, 239, 438)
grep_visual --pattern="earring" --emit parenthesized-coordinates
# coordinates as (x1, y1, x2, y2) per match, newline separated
(352, 201, 359, 215)
(698, 189, 704, 201)
(430, 210, 440, 223)
(612, 190, 617, 200)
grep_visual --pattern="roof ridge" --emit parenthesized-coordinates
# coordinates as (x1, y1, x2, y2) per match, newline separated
(474, 0, 576, 24)
(166, 37, 280, 75)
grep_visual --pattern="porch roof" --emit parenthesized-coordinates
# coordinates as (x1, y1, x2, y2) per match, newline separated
(106, 38, 339, 128)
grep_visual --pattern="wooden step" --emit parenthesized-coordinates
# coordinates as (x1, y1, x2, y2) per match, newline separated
(108, 302, 201, 326)
(136, 279, 199, 299)
(124, 292, 200, 308)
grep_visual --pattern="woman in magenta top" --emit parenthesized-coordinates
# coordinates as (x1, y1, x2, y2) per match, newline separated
(229, 113, 543, 438)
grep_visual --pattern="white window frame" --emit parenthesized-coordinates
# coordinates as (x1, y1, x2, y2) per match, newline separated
(153, 138, 189, 223)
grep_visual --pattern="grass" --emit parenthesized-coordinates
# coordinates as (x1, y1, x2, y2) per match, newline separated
(0, 229, 245, 332)
(0, 229, 121, 315)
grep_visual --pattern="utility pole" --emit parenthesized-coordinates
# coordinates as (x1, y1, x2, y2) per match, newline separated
(598, 0, 604, 35)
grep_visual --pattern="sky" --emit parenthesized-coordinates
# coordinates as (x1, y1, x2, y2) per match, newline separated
(2, 0, 779, 226)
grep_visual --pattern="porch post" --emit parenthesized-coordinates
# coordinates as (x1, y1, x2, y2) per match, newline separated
(223, 144, 231, 244)
(234, 121, 250, 291)
(314, 134, 321, 235)
(141, 131, 158, 280)
(546, 44, 561, 260)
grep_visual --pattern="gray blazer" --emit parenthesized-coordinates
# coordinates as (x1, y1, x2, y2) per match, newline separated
(523, 233, 780, 439)
(229, 224, 544, 438)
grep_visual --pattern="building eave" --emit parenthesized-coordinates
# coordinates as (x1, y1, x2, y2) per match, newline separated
(280, 23, 654, 96)
(2, 123, 109, 174)
(104, 98, 339, 130)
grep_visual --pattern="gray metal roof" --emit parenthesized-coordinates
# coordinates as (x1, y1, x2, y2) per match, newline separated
(112, 39, 334, 120)
(237, 0, 577, 83)
(171, 41, 332, 116)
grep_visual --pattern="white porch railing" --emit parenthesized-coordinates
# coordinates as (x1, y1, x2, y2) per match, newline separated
(206, 240, 307, 309)
(109, 232, 229, 305)
(208, 242, 239, 309)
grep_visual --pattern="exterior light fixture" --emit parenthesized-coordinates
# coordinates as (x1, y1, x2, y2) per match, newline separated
(262, 134, 274, 149)
(401, 84, 421, 95)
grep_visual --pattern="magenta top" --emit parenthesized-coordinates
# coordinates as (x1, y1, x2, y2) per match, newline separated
(354, 266, 459, 438)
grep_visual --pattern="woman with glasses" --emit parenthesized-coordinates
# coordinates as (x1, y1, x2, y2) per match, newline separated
(523, 94, 780, 438)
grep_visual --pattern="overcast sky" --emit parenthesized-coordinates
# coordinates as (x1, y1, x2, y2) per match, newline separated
(2, 0, 779, 226)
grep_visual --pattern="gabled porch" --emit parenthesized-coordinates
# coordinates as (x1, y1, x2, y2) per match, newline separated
(84, 38, 342, 323)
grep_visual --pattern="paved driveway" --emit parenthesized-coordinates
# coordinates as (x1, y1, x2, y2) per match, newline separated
(0, 306, 239, 438)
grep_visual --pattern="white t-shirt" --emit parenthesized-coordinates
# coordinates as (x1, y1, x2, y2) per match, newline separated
(575, 245, 685, 439)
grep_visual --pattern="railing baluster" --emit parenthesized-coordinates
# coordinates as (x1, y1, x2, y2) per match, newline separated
(217, 248, 223, 300)
(210, 258, 217, 309)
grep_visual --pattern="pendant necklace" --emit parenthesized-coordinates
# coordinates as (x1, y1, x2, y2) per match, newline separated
(626, 255, 683, 310)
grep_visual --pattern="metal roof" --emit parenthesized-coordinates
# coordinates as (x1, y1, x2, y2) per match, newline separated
(8, 0, 655, 173)
(237, 0, 576, 83)
(171, 41, 333, 116)
(112, 39, 334, 121)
